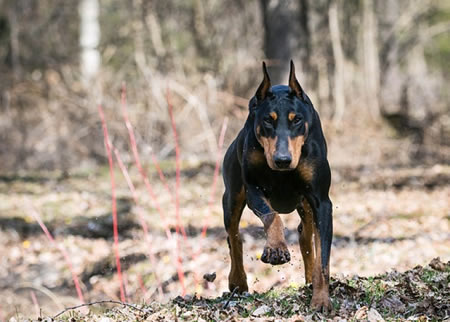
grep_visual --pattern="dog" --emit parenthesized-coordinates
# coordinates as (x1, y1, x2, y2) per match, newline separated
(222, 61, 333, 311)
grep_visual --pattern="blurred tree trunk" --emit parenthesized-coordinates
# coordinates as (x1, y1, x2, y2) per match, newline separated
(328, 0, 345, 123)
(259, 0, 298, 84)
(79, 0, 100, 84)
(362, 0, 380, 120)
(308, 0, 332, 115)
(7, 1, 20, 79)
(297, 0, 312, 75)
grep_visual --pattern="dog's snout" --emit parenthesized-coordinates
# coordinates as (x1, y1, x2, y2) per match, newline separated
(274, 154, 292, 169)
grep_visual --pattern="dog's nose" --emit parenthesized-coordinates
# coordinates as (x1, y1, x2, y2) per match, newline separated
(274, 154, 292, 169)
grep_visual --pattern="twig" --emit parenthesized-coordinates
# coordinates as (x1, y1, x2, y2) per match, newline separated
(113, 147, 164, 299)
(26, 203, 85, 304)
(52, 300, 148, 319)
(189, 117, 228, 290)
(30, 290, 40, 317)
(166, 88, 187, 296)
(223, 287, 239, 309)
(98, 104, 126, 302)
(120, 83, 173, 241)
(120, 83, 174, 201)
(15, 283, 64, 310)
(168, 80, 218, 157)
(202, 117, 229, 238)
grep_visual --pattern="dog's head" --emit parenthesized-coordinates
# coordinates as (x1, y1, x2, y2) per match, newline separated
(250, 61, 312, 171)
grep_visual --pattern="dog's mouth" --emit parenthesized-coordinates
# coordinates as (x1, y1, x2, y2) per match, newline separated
(272, 166, 295, 171)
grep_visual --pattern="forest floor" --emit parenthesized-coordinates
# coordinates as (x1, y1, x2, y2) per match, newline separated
(33, 257, 449, 321)
(0, 122, 449, 321)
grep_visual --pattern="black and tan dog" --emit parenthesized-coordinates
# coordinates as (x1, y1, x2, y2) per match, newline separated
(222, 61, 333, 310)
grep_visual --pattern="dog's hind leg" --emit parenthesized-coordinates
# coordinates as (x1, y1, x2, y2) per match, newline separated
(297, 198, 315, 284)
(223, 186, 248, 293)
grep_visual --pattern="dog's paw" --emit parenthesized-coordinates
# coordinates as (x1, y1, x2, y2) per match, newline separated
(229, 281, 248, 293)
(261, 245, 290, 265)
(229, 270, 248, 293)
(310, 293, 331, 313)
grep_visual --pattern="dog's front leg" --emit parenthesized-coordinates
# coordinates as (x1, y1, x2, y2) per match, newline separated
(309, 195, 333, 312)
(246, 185, 290, 265)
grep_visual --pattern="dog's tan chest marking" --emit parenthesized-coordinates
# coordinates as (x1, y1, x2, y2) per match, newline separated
(248, 149, 266, 166)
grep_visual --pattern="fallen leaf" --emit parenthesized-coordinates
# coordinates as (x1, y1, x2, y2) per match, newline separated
(252, 305, 271, 316)
(367, 308, 385, 322)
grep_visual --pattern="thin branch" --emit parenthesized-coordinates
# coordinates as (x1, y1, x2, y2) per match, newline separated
(166, 88, 187, 296)
(26, 202, 85, 304)
(53, 300, 148, 319)
(223, 287, 239, 309)
(98, 104, 126, 302)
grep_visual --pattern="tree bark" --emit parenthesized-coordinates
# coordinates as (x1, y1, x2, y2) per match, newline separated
(328, 0, 345, 123)
(362, 0, 380, 120)
(260, 0, 297, 84)
(79, 0, 101, 85)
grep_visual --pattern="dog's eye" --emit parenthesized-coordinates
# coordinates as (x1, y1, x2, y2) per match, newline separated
(263, 117, 273, 126)
(293, 116, 303, 125)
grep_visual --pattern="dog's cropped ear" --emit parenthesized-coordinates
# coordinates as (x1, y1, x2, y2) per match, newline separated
(255, 61, 271, 101)
(288, 60, 304, 99)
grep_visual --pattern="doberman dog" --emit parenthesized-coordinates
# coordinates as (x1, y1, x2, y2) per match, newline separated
(222, 61, 333, 310)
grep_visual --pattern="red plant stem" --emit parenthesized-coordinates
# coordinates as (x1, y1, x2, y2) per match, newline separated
(98, 104, 126, 302)
(202, 117, 229, 238)
(150, 152, 173, 198)
(113, 147, 163, 298)
(121, 83, 172, 199)
(30, 291, 40, 316)
(137, 274, 147, 297)
(191, 117, 228, 279)
(119, 83, 172, 241)
(28, 206, 85, 303)
(166, 88, 186, 295)
(123, 272, 129, 303)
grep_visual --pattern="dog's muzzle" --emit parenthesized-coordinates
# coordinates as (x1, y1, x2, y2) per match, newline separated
(273, 152, 292, 169)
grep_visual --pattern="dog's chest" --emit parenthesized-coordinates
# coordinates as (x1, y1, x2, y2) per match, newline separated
(260, 172, 306, 213)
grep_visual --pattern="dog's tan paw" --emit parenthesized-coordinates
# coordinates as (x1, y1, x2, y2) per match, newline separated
(310, 293, 331, 313)
(261, 245, 291, 265)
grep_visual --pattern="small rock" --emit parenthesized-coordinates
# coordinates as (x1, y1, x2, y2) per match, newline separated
(252, 305, 271, 316)
(367, 308, 385, 322)
(183, 294, 194, 302)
